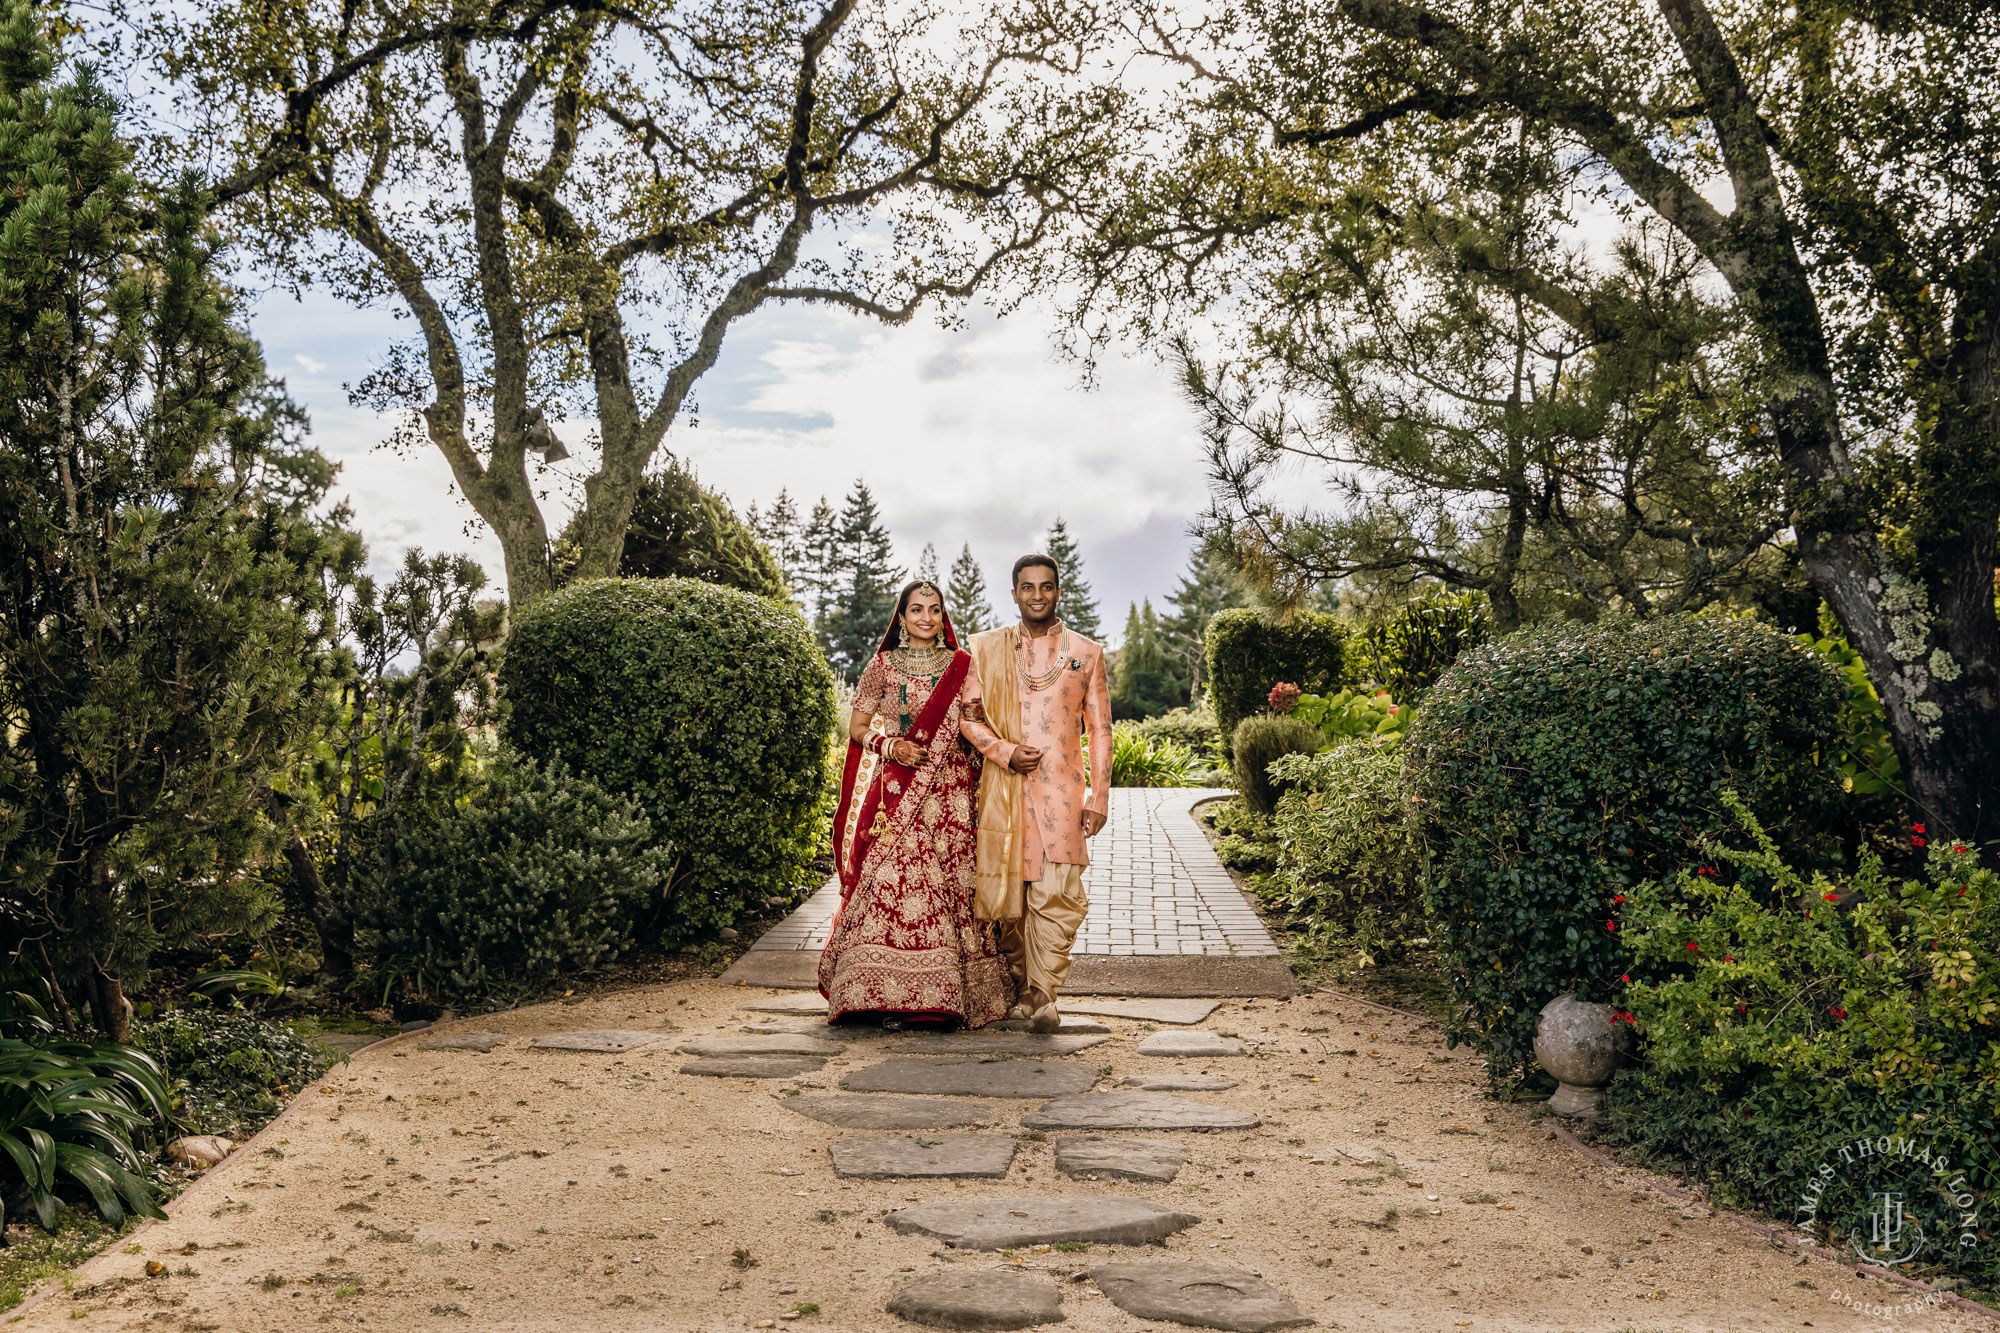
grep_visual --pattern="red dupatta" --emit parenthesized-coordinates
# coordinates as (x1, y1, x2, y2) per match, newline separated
(832, 648, 972, 894)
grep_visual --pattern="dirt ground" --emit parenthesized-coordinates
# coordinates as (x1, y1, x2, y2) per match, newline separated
(20, 979, 1989, 1333)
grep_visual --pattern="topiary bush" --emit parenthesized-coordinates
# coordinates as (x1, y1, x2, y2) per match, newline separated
(361, 751, 671, 999)
(1205, 609, 1352, 759)
(1364, 590, 1491, 700)
(1231, 714, 1324, 816)
(1405, 613, 1845, 1072)
(500, 577, 837, 944)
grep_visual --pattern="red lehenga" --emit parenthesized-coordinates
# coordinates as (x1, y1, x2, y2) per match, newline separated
(817, 645, 1012, 1028)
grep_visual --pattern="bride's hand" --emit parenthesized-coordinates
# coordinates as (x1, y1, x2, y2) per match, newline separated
(890, 739, 923, 766)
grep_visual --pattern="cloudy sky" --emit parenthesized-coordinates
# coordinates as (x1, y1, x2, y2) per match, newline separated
(248, 283, 1214, 644)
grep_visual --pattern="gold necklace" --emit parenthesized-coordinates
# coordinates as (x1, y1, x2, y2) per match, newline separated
(1018, 626, 1067, 692)
(892, 644, 951, 675)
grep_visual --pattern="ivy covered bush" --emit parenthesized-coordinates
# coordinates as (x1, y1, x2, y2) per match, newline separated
(1205, 609, 1352, 758)
(1231, 714, 1323, 816)
(500, 577, 837, 944)
(1405, 614, 1844, 1070)
(1604, 801, 1997, 1289)
(363, 751, 670, 999)
(134, 1010, 335, 1141)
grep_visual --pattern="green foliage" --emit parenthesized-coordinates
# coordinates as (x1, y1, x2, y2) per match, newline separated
(133, 1010, 335, 1141)
(815, 482, 904, 681)
(1290, 688, 1408, 750)
(500, 577, 837, 943)
(0, 1039, 169, 1228)
(1203, 798, 1279, 872)
(1161, 545, 1249, 702)
(1799, 632, 1904, 800)
(1108, 725, 1197, 788)
(1125, 707, 1222, 764)
(1111, 601, 1185, 719)
(362, 752, 672, 1000)
(0, 1206, 135, 1312)
(1268, 741, 1423, 954)
(1604, 800, 1996, 1287)
(1230, 714, 1324, 816)
(946, 543, 994, 636)
(0, 9, 347, 1034)
(1364, 592, 1491, 701)
(1042, 517, 1102, 640)
(583, 461, 786, 600)
(1405, 614, 1846, 1072)
(1204, 609, 1353, 758)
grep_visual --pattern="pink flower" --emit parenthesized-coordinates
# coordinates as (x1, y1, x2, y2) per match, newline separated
(1268, 682, 1302, 714)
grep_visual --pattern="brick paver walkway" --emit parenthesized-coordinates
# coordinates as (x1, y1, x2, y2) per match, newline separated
(750, 788, 1279, 957)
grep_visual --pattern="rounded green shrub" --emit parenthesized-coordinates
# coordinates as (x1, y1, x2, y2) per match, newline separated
(363, 751, 671, 998)
(1126, 706, 1222, 759)
(1405, 613, 1844, 1071)
(499, 577, 836, 943)
(1231, 714, 1324, 816)
(1205, 609, 1353, 758)
(1269, 741, 1422, 941)
(1364, 590, 1491, 700)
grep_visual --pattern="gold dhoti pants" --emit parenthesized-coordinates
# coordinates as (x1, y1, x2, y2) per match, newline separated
(999, 862, 1088, 999)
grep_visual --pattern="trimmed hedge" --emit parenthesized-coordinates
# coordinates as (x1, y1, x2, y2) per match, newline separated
(499, 578, 837, 944)
(1364, 590, 1490, 700)
(1405, 614, 1844, 1071)
(1205, 609, 1352, 758)
(1231, 714, 1323, 816)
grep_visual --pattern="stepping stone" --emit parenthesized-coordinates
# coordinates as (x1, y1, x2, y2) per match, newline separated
(739, 993, 831, 1015)
(1120, 1075, 1239, 1092)
(989, 1015, 1110, 1034)
(843, 1058, 1101, 1099)
(888, 1196, 1200, 1250)
(1137, 1032, 1245, 1058)
(678, 1034, 843, 1057)
(829, 1135, 1018, 1179)
(1054, 1136, 1186, 1183)
(320, 1032, 386, 1056)
(528, 1029, 672, 1053)
(741, 1021, 873, 1041)
(1022, 1094, 1259, 1131)
(1064, 999, 1220, 1025)
(1090, 1262, 1312, 1331)
(889, 1032, 1108, 1056)
(680, 1055, 826, 1078)
(886, 1270, 1063, 1329)
(777, 1095, 999, 1130)
(417, 1030, 508, 1053)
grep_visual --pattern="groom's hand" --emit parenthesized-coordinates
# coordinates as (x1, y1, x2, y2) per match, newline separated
(1009, 745, 1043, 775)
(1080, 809, 1106, 837)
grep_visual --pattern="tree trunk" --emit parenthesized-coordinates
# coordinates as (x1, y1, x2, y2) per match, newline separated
(86, 957, 130, 1044)
(278, 822, 355, 981)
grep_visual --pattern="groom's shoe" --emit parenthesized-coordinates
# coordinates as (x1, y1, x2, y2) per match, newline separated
(1005, 1003, 1032, 1022)
(1028, 1000, 1061, 1034)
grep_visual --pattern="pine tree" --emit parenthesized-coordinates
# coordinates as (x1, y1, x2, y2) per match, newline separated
(1043, 516, 1102, 640)
(1162, 544, 1249, 703)
(947, 543, 992, 636)
(1111, 601, 1185, 719)
(751, 488, 804, 602)
(820, 480, 903, 680)
(799, 496, 841, 626)
(916, 541, 939, 585)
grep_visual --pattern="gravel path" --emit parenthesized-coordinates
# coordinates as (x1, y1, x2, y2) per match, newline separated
(20, 982, 1986, 1331)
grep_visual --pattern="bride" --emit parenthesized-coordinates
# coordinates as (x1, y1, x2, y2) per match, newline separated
(817, 579, 1012, 1030)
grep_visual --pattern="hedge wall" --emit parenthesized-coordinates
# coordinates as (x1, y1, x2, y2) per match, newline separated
(1205, 609, 1352, 758)
(499, 577, 837, 945)
(1404, 614, 1845, 1070)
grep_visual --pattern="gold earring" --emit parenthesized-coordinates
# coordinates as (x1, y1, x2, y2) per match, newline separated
(898, 622, 909, 647)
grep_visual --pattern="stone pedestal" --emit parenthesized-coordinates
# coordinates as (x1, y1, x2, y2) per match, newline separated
(1533, 993, 1633, 1119)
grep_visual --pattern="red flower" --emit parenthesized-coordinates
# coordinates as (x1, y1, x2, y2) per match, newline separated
(1913, 823, 1926, 834)
(1829, 1006, 1848, 1021)
(1685, 942, 1699, 951)
(1620, 974, 1630, 984)
(1823, 892, 1839, 901)
(1959, 887, 1968, 896)
(1267, 682, 1302, 714)
(1953, 844, 1967, 854)
(1736, 1003, 1749, 1015)
(1613, 895, 1626, 904)
(1723, 956, 1733, 963)
(1913, 836, 1928, 848)
(1606, 921, 1617, 932)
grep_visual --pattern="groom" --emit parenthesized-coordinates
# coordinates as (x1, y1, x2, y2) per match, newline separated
(965, 554, 1112, 1032)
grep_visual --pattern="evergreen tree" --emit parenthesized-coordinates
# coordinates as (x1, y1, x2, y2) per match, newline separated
(750, 488, 805, 601)
(1043, 516, 1101, 640)
(0, 6, 348, 1039)
(1162, 544, 1249, 704)
(916, 542, 939, 585)
(948, 543, 993, 636)
(1111, 601, 1184, 719)
(799, 496, 841, 627)
(819, 480, 903, 680)
(583, 462, 786, 599)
